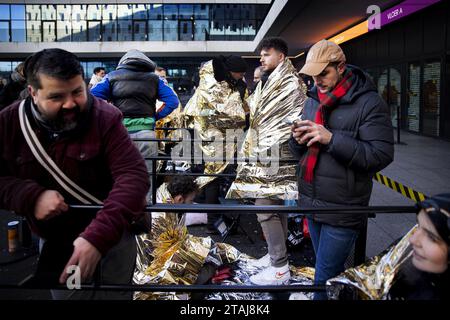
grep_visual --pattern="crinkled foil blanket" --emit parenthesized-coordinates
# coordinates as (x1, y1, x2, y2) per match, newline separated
(226, 58, 307, 200)
(326, 225, 416, 300)
(183, 60, 247, 189)
(134, 215, 315, 300)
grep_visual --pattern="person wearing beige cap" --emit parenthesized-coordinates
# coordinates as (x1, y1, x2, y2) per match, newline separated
(289, 39, 394, 299)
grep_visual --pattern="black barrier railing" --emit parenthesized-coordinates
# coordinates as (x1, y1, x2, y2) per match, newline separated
(0, 131, 416, 295)
(3, 282, 326, 293)
(1, 204, 416, 294)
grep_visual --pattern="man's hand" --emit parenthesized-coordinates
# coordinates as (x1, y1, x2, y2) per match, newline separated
(59, 237, 101, 285)
(292, 120, 333, 147)
(34, 190, 69, 220)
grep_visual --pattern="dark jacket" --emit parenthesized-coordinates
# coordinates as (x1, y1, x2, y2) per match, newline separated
(0, 96, 149, 255)
(389, 259, 450, 300)
(289, 65, 394, 228)
(108, 63, 160, 118)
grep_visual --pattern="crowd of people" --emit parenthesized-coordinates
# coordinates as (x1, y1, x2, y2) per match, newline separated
(0, 37, 448, 301)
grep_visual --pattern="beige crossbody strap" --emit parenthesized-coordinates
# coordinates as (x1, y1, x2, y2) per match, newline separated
(19, 100, 103, 205)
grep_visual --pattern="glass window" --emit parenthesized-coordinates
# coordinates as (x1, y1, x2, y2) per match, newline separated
(72, 21, 87, 41)
(117, 20, 132, 41)
(0, 21, 9, 42)
(194, 20, 208, 40)
(26, 5, 41, 21)
(57, 20, 71, 41)
(241, 5, 256, 20)
(407, 63, 421, 132)
(389, 67, 401, 128)
(164, 20, 178, 40)
(42, 21, 56, 42)
(148, 20, 163, 40)
(209, 20, 225, 40)
(225, 4, 240, 20)
(88, 21, 101, 41)
(148, 4, 163, 20)
(256, 5, 269, 20)
(87, 5, 101, 20)
(0, 61, 12, 77)
(57, 5, 71, 21)
(179, 5, 193, 20)
(41, 5, 56, 20)
(179, 20, 193, 41)
(72, 5, 87, 22)
(225, 20, 241, 38)
(241, 20, 256, 40)
(117, 5, 133, 20)
(0, 5, 10, 20)
(163, 5, 178, 20)
(11, 20, 25, 42)
(133, 4, 147, 20)
(102, 4, 116, 20)
(133, 21, 146, 41)
(194, 4, 209, 20)
(422, 61, 441, 136)
(26, 21, 41, 42)
(102, 20, 116, 41)
(11, 5, 25, 20)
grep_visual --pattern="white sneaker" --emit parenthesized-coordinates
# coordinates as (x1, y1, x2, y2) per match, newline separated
(247, 253, 271, 268)
(249, 264, 291, 285)
(289, 292, 310, 300)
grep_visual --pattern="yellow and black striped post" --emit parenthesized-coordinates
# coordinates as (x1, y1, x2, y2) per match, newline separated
(373, 172, 427, 202)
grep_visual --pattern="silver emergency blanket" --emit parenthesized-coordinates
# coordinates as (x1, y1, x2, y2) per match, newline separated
(226, 58, 306, 200)
(326, 225, 416, 300)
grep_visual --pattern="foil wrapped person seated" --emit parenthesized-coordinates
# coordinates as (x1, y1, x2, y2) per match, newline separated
(133, 176, 316, 300)
(327, 193, 450, 300)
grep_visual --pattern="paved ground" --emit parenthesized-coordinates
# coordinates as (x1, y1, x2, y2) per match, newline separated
(1, 129, 449, 299)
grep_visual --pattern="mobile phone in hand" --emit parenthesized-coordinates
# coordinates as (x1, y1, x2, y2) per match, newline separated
(283, 114, 304, 127)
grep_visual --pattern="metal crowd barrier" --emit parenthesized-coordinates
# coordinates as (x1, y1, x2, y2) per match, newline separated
(0, 130, 417, 296)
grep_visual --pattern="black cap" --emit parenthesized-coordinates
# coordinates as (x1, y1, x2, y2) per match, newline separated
(416, 193, 450, 245)
(223, 55, 248, 73)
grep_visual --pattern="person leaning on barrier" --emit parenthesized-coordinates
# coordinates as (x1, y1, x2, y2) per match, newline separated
(289, 39, 394, 300)
(91, 49, 179, 204)
(0, 49, 149, 300)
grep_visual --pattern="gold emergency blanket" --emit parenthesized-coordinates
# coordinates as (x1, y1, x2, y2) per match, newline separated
(226, 59, 306, 200)
(326, 225, 416, 300)
(134, 184, 212, 300)
(183, 60, 246, 189)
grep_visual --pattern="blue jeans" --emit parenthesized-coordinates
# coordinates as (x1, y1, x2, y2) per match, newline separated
(307, 218, 359, 300)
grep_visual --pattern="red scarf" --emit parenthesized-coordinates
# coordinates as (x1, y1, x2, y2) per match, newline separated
(300, 68, 354, 183)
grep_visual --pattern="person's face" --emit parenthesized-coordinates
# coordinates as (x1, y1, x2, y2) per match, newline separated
(173, 192, 196, 204)
(253, 69, 262, 83)
(29, 74, 88, 132)
(312, 62, 345, 93)
(230, 71, 245, 81)
(156, 70, 167, 79)
(409, 210, 449, 273)
(96, 69, 106, 78)
(259, 48, 284, 73)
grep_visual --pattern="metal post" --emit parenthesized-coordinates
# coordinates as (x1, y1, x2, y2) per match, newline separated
(152, 158, 157, 205)
(353, 217, 368, 266)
